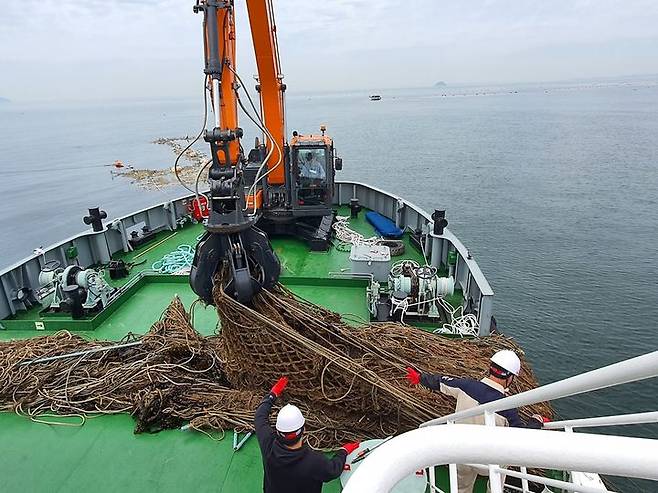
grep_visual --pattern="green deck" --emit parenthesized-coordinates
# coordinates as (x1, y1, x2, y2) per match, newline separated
(0, 206, 479, 492)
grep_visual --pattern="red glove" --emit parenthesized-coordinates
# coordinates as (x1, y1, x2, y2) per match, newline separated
(405, 367, 421, 386)
(270, 377, 288, 397)
(532, 414, 551, 425)
(341, 441, 360, 455)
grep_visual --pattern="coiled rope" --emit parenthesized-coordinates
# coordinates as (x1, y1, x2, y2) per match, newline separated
(151, 245, 195, 274)
(332, 216, 381, 247)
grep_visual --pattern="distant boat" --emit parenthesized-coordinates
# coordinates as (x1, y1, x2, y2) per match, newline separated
(369, 95, 382, 101)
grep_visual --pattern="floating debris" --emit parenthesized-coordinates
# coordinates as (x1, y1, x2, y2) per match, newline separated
(112, 137, 210, 191)
(151, 137, 208, 168)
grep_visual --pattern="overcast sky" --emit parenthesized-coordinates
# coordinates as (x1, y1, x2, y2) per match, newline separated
(1, 0, 658, 101)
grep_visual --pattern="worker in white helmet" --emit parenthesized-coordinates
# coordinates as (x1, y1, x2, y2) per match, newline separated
(254, 376, 360, 493)
(405, 349, 548, 493)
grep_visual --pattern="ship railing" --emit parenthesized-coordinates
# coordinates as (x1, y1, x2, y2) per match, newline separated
(334, 181, 494, 335)
(2, 182, 494, 336)
(543, 410, 658, 431)
(342, 350, 658, 493)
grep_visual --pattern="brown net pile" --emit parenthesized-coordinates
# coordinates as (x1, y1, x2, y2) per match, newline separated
(214, 281, 552, 447)
(0, 299, 259, 435)
(0, 286, 552, 449)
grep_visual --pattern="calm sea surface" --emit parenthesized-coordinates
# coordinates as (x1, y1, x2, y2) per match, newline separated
(1, 83, 657, 490)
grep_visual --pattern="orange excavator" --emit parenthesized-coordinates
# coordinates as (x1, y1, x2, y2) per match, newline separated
(189, 0, 342, 304)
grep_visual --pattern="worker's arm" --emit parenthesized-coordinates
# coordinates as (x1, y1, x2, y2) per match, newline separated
(407, 367, 462, 397)
(254, 394, 276, 450)
(419, 372, 465, 398)
(317, 163, 326, 180)
(254, 377, 289, 451)
(419, 372, 444, 390)
(500, 408, 543, 429)
(308, 441, 358, 482)
(421, 373, 544, 427)
(309, 449, 348, 482)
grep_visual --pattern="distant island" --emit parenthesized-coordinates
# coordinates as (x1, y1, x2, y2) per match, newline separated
(434, 81, 447, 87)
(0, 97, 10, 104)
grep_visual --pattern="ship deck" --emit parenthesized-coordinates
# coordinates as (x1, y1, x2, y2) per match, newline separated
(0, 206, 483, 492)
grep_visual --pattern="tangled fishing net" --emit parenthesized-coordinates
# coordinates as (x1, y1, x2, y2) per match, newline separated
(0, 282, 552, 449)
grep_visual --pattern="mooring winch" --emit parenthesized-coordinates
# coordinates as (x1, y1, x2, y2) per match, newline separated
(37, 261, 118, 318)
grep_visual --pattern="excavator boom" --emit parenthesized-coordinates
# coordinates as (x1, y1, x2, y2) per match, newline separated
(189, 0, 340, 305)
(189, 0, 281, 305)
(245, 0, 286, 185)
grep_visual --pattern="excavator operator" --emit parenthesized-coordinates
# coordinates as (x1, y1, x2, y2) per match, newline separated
(299, 151, 326, 184)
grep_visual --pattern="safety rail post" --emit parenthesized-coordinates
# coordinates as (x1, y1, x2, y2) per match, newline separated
(519, 466, 530, 493)
(447, 420, 458, 493)
(448, 463, 458, 493)
(564, 426, 578, 490)
(427, 463, 437, 492)
(484, 411, 503, 493)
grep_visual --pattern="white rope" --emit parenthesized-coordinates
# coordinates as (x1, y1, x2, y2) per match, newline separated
(333, 215, 381, 246)
(390, 281, 479, 336)
(433, 298, 479, 337)
(390, 259, 420, 276)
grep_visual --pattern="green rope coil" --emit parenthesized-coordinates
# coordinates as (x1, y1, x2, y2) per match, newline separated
(152, 245, 195, 274)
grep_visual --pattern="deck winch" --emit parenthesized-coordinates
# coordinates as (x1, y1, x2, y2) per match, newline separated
(37, 261, 117, 318)
(366, 259, 455, 323)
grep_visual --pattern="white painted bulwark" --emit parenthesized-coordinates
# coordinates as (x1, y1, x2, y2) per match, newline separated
(342, 425, 658, 493)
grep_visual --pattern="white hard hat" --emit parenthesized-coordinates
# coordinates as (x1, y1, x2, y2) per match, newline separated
(275, 404, 306, 433)
(490, 350, 521, 376)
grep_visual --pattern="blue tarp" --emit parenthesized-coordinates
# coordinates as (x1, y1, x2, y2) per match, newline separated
(365, 211, 404, 239)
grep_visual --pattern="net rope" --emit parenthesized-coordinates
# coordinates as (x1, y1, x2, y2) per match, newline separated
(0, 282, 552, 449)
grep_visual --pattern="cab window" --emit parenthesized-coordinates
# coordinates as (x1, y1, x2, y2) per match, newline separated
(297, 149, 327, 186)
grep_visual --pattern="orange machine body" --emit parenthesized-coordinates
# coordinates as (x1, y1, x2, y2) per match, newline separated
(246, 0, 286, 186)
(203, 6, 240, 166)
(290, 134, 333, 148)
(246, 189, 263, 211)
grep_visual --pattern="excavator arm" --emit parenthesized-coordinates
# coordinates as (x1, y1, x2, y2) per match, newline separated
(189, 0, 339, 305)
(245, 0, 286, 186)
(189, 0, 280, 305)
(201, 1, 240, 167)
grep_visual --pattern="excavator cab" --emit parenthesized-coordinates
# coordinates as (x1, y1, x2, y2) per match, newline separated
(243, 128, 340, 250)
(290, 133, 334, 209)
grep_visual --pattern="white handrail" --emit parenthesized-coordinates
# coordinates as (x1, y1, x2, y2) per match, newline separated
(545, 411, 658, 430)
(493, 467, 612, 493)
(342, 425, 658, 493)
(420, 351, 658, 427)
